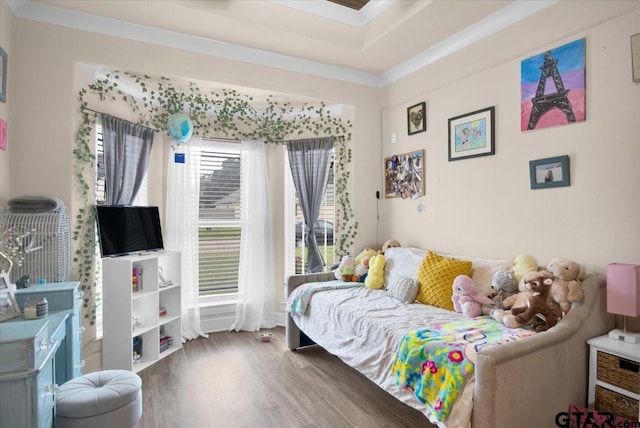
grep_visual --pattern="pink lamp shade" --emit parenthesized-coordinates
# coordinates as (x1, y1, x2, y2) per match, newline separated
(606, 263, 640, 317)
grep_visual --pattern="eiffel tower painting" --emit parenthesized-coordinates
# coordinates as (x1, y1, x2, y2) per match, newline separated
(521, 38, 585, 132)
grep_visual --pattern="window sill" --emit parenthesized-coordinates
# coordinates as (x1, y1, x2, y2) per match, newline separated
(199, 293, 237, 308)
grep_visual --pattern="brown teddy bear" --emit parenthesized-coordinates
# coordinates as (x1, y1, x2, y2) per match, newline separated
(510, 269, 562, 332)
(490, 270, 551, 329)
(546, 258, 585, 313)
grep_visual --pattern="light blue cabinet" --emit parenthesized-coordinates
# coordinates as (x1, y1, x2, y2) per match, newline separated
(0, 282, 83, 428)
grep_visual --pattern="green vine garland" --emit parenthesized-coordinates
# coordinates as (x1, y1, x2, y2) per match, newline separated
(74, 71, 357, 323)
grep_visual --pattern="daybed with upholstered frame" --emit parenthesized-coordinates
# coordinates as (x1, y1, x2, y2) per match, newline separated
(285, 247, 613, 428)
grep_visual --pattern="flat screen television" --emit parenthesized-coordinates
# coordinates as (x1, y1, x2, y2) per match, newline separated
(95, 205, 165, 257)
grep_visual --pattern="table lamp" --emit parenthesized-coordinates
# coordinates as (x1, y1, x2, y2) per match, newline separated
(606, 263, 640, 343)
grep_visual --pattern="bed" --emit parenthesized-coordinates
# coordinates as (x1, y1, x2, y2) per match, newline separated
(285, 247, 614, 428)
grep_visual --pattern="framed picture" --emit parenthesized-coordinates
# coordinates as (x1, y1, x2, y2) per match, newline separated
(521, 38, 585, 131)
(0, 273, 21, 322)
(631, 33, 640, 83)
(0, 118, 6, 151)
(0, 46, 6, 103)
(448, 106, 495, 161)
(407, 102, 426, 135)
(529, 155, 570, 189)
(384, 149, 424, 199)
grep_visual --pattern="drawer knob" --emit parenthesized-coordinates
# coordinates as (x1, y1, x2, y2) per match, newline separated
(39, 338, 56, 350)
(75, 325, 85, 334)
(76, 360, 86, 368)
(45, 384, 59, 396)
(75, 290, 84, 299)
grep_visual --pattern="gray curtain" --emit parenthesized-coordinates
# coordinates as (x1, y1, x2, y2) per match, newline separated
(287, 137, 334, 273)
(101, 113, 155, 205)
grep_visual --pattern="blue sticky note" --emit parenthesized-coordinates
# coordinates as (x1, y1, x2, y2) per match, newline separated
(174, 153, 185, 164)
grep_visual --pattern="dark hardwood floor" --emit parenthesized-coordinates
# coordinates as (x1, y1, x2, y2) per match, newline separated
(135, 327, 435, 428)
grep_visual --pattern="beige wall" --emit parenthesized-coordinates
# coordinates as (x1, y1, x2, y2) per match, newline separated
(0, 0, 12, 205)
(380, 1, 640, 274)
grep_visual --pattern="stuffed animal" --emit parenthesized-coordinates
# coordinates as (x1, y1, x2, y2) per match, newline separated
(502, 270, 541, 310)
(381, 240, 401, 253)
(364, 254, 386, 289)
(547, 258, 586, 313)
(490, 270, 556, 329)
(512, 254, 538, 284)
(355, 248, 379, 266)
(452, 275, 493, 318)
(482, 269, 519, 315)
(353, 248, 379, 282)
(335, 255, 355, 281)
(510, 270, 562, 332)
(354, 257, 370, 282)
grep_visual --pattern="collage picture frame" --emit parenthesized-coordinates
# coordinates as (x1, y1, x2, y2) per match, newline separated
(384, 149, 424, 199)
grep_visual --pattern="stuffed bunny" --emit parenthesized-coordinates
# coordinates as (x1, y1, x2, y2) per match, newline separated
(452, 275, 493, 318)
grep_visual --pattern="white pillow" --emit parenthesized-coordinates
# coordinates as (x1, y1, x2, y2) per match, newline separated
(386, 276, 419, 304)
(383, 247, 426, 285)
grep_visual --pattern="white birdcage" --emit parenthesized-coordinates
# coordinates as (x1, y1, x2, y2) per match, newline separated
(0, 206, 71, 284)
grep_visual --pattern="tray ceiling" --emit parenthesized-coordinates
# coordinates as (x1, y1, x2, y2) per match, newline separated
(8, 0, 558, 86)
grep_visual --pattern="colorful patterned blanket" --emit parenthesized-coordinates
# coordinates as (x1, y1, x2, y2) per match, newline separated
(393, 317, 534, 422)
(287, 280, 363, 314)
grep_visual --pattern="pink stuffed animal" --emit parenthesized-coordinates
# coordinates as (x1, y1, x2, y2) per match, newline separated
(452, 275, 493, 318)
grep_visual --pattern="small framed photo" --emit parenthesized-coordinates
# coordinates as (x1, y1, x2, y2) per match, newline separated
(529, 155, 570, 189)
(448, 106, 495, 161)
(384, 149, 424, 199)
(407, 102, 426, 135)
(0, 273, 21, 322)
(0, 46, 6, 103)
(631, 33, 640, 83)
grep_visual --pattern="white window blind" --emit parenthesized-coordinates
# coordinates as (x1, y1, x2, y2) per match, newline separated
(198, 141, 241, 295)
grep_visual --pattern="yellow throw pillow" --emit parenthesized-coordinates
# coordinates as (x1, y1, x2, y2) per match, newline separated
(416, 251, 473, 310)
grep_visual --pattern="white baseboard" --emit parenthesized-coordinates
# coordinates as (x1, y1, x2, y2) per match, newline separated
(200, 302, 286, 332)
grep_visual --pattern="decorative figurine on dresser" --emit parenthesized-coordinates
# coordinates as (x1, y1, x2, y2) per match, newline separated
(0, 282, 84, 428)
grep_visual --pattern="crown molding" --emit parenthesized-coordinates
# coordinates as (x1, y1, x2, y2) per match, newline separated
(5, 0, 557, 88)
(379, 0, 558, 85)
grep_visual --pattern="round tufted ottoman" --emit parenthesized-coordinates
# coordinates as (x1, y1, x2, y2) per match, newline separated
(55, 370, 142, 428)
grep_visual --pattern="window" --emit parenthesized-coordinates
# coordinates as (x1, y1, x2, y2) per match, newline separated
(284, 148, 335, 278)
(198, 141, 241, 295)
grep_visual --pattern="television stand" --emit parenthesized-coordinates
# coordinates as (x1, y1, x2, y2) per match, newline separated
(102, 250, 182, 372)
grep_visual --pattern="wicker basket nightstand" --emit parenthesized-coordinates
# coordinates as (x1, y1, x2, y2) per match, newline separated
(587, 335, 640, 421)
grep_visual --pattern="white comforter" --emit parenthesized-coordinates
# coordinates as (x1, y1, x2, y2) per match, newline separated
(290, 286, 474, 428)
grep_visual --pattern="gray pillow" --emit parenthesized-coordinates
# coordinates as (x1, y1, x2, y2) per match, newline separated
(386, 276, 419, 304)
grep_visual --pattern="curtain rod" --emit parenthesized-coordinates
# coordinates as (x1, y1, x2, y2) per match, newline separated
(80, 106, 102, 115)
(202, 137, 240, 143)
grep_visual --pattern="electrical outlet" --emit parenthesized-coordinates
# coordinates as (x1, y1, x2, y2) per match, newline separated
(376, 191, 380, 199)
